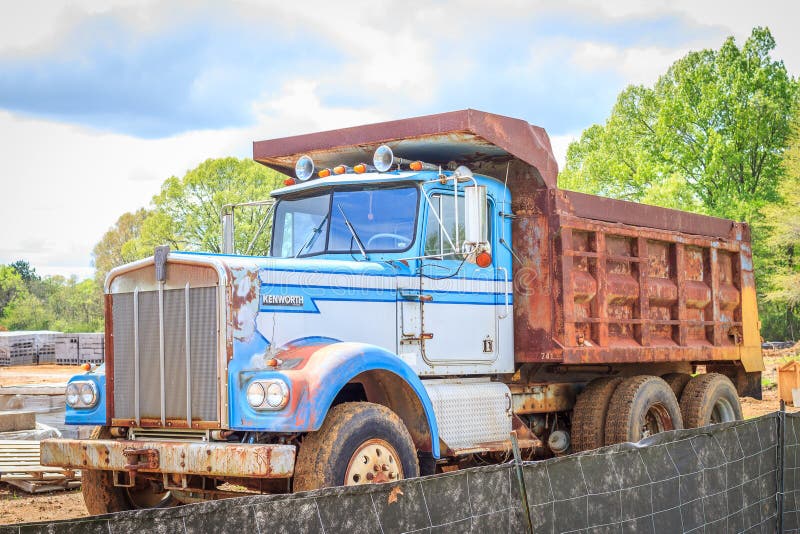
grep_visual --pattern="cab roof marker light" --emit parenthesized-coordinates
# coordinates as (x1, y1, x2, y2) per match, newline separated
(354, 163, 376, 174)
(333, 165, 352, 175)
(318, 168, 332, 178)
(295, 155, 315, 181)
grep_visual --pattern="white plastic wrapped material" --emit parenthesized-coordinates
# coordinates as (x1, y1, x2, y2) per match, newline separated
(0, 422, 62, 441)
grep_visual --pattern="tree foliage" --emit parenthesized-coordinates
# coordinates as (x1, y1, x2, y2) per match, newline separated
(560, 27, 797, 222)
(94, 157, 284, 279)
(0, 266, 104, 332)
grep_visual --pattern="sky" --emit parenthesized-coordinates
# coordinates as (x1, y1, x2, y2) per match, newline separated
(0, 0, 798, 279)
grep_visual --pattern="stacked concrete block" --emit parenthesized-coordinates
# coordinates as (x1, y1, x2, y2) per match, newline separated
(34, 332, 57, 364)
(55, 335, 79, 365)
(77, 333, 104, 364)
(0, 332, 38, 366)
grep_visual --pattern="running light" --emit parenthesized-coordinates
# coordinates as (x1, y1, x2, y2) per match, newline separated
(318, 168, 332, 178)
(333, 165, 351, 175)
(410, 161, 423, 171)
(354, 163, 367, 174)
(295, 155, 315, 181)
(476, 251, 492, 268)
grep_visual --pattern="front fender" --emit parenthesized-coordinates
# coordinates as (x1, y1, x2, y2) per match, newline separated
(64, 369, 107, 426)
(230, 342, 440, 458)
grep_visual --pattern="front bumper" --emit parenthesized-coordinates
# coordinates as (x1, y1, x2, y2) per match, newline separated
(40, 439, 296, 478)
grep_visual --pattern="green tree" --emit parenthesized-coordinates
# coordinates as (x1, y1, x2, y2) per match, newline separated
(761, 118, 800, 338)
(92, 208, 151, 285)
(560, 27, 797, 221)
(10, 260, 39, 283)
(126, 157, 283, 256)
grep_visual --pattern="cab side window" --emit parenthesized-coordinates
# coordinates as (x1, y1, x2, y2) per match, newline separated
(424, 194, 465, 257)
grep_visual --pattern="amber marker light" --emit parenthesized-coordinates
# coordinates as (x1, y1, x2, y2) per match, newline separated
(410, 161, 423, 171)
(284, 178, 296, 186)
(81, 363, 91, 372)
(476, 251, 492, 268)
(318, 168, 332, 178)
(354, 163, 367, 174)
(333, 165, 347, 175)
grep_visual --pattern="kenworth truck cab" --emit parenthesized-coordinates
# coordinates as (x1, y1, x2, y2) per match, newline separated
(42, 110, 764, 513)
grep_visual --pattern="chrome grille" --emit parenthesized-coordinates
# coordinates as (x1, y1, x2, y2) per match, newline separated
(112, 286, 218, 424)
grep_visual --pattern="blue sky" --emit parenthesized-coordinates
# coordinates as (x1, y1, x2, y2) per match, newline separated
(0, 0, 797, 278)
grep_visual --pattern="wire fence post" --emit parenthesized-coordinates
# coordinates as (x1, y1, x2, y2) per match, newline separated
(510, 431, 534, 534)
(779, 400, 786, 533)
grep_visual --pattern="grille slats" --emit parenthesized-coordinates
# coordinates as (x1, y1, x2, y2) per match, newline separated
(112, 285, 218, 424)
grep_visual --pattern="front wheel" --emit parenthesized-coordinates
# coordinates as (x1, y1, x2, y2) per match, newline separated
(293, 402, 419, 492)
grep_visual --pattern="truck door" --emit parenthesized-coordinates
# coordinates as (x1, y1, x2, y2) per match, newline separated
(404, 191, 508, 369)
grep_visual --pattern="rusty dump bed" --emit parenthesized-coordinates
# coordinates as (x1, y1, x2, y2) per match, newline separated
(254, 109, 763, 373)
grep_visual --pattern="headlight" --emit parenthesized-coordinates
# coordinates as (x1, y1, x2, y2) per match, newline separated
(80, 383, 97, 406)
(247, 379, 289, 410)
(66, 383, 80, 407)
(66, 381, 98, 408)
(265, 381, 289, 409)
(246, 382, 266, 408)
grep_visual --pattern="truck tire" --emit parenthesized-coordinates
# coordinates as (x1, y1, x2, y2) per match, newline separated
(571, 377, 623, 452)
(293, 402, 419, 492)
(604, 376, 683, 445)
(82, 427, 175, 515)
(679, 373, 743, 428)
(662, 373, 692, 399)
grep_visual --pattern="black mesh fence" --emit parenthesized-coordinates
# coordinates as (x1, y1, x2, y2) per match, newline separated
(5, 412, 796, 534)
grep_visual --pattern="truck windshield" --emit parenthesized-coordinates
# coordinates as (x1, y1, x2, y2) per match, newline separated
(271, 186, 419, 257)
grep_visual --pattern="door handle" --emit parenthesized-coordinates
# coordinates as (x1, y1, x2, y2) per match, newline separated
(497, 266, 510, 319)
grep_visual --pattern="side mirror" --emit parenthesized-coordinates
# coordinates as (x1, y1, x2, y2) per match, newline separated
(221, 207, 235, 254)
(464, 185, 488, 247)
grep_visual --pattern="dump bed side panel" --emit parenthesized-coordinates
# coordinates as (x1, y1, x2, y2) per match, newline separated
(513, 190, 763, 372)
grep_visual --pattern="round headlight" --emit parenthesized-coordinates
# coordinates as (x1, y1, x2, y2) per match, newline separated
(246, 382, 266, 408)
(295, 155, 315, 181)
(79, 383, 97, 406)
(265, 381, 289, 409)
(66, 383, 80, 407)
(373, 145, 394, 173)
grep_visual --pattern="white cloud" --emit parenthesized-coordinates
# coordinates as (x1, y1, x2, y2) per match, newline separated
(0, 81, 390, 279)
(570, 42, 691, 86)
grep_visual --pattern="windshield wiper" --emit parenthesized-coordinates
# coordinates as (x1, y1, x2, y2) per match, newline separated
(337, 204, 367, 259)
(294, 214, 329, 258)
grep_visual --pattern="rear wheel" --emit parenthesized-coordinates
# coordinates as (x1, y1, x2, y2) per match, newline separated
(293, 402, 419, 492)
(571, 377, 623, 452)
(82, 427, 175, 515)
(679, 373, 743, 428)
(604, 375, 683, 445)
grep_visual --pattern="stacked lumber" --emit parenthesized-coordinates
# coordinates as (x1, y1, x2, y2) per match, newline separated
(0, 440, 80, 493)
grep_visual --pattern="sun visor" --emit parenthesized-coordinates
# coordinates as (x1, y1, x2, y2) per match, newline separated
(252, 109, 559, 190)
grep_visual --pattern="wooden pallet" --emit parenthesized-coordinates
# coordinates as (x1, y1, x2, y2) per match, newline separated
(0, 440, 81, 493)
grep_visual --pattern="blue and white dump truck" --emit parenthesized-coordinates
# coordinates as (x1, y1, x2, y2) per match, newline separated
(42, 110, 764, 512)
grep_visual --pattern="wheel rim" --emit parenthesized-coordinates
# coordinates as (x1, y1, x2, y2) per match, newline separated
(710, 397, 737, 424)
(125, 481, 171, 508)
(641, 404, 674, 438)
(344, 438, 403, 485)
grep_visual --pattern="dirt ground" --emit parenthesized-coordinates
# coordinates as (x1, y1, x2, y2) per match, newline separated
(1, 352, 799, 525)
(0, 364, 83, 387)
